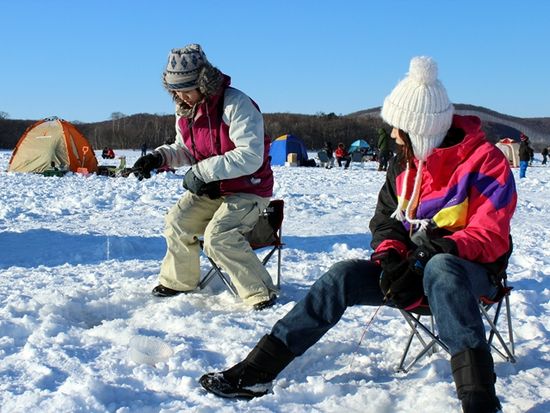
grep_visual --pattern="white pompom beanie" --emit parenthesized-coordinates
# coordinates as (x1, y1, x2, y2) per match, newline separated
(381, 56, 454, 161)
(381, 57, 454, 230)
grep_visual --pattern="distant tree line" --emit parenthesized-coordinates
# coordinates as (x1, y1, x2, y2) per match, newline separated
(1, 106, 548, 151)
(265, 112, 386, 149)
(0, 111, 386, 151)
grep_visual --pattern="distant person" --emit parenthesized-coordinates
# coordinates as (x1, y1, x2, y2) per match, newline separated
(323, 141, 334, 168)
(519, 133, 531, 178)
(335, 142, 351, 169)
(131, 43, 276, 310)
(542, 147, 548, 165)
(102, 147, 109, 159)
(141, 142, 147, 157)
(200, 56, 517, 413)
(377, 127, 391, 171)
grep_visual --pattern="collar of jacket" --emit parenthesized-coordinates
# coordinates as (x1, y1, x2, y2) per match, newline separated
(407, 115, 486, 174)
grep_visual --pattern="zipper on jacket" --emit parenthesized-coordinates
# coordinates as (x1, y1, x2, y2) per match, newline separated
(205, 102, 216, 154)
(188, 118, 198, 162)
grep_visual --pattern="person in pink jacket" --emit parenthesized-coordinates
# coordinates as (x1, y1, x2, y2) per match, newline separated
(200, 56, 516, 413)
(133, 44, 276, 310)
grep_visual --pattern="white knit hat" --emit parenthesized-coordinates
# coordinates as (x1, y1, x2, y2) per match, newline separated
(164, 44, 209, 91)
(381, 56, 454, 161)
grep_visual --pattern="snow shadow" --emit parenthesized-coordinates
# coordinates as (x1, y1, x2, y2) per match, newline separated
(0, 229, 165, 268)
(283, 233, 372, 253)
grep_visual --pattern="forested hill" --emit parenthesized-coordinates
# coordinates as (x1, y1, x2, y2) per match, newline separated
(352, 104, 550, 149)
(1, 104, 548, 150)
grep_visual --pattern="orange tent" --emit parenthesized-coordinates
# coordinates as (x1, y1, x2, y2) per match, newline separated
(8, 117, 98, 173)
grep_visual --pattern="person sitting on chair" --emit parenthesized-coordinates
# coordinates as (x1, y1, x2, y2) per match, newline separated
(323, 141, 334, 168)
(335, 142, 351, 169)
(200, 56, 517, 413)
(132, 43, 277, 310)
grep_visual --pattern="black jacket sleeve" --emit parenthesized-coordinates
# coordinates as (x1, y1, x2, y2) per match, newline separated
(369, 155, 413, 251)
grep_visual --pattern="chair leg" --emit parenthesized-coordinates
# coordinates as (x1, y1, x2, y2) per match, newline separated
(398, 325, 417, 372)
(259, 246, 282, 290)
(198, 267, 218, 290)
(505, 294, 515, 357)
(479, 300, 516, 363)
(398, 290, 516, 373)
(398, 311, 450, 373)
(276, 247, 282, 289)
(199, 257, 239, 297)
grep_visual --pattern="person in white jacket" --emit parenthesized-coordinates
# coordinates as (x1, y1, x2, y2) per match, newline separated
(133, 44, 277, 310)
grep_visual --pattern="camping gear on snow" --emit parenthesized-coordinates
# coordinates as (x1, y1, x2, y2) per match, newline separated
(495, 138, 520, 168)
(77, 146, 91, 175)
(8, 117, 98, 174)
(286, 153, 299, 166)
(317, 150, 331, 168)
(348, 139, 371, 154)
(97, 156, 134, 177)
(128, 335, 173, 366)
(269, 134, 309, 166)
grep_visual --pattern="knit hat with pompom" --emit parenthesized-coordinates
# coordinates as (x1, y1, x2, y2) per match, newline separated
(381, 56, 454, 161)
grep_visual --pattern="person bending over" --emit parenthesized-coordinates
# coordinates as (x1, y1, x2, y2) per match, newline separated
(133, 44, 277, 310)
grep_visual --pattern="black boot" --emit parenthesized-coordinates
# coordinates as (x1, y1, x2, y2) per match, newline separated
(200, 334, 295, 399)
(451, 348, 502, 413)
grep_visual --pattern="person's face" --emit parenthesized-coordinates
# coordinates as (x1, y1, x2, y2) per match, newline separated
(175, 89, 202, 106)
(391, 128, 406, 146)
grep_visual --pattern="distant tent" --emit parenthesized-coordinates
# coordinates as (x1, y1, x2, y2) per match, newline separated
(348, 139, 370, 153)
(8, 117, 98, 174)
(495, 137, 520, 168)
(269, 134, 309, 166)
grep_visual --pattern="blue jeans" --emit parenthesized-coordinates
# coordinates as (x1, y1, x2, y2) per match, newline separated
(519, 160, 528, 178)
(271, 254, 497, 357)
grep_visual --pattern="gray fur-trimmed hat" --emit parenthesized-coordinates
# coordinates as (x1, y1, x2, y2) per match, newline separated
(164, 44, 209, 91)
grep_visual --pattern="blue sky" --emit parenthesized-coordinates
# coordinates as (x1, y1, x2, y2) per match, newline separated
(1, 0, 549, 122)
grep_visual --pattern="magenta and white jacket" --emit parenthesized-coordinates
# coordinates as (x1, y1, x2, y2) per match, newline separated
(156, 80, 273, 198)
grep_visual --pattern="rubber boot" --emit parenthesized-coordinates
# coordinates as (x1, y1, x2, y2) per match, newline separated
(451, 348, 502, 413)
(200, 334, 295, 399)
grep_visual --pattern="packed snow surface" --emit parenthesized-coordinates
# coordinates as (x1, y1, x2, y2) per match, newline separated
(1, 150, 549, 412)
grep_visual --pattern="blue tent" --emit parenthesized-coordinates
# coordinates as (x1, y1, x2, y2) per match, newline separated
(269, 134, 309, 166)
(348, 139, 370, 153)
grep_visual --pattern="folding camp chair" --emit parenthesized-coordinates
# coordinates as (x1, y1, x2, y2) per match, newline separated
(317, 150, 333, 168)
(197, 199, 285, 296)
(351, 151, 364, 162)
(396, 278, 516, 373)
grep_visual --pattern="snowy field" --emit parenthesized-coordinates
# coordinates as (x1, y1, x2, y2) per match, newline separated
(0, 149, 549, 413)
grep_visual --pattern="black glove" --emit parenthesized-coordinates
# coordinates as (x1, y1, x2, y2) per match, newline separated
(372, 249, 424, 309)
(132, 152, 163, 180)
(182, 168, 221, 199)
(378, 238, 457, 308)
(409, 237, 458, 275)
(202, 181, 221, 199)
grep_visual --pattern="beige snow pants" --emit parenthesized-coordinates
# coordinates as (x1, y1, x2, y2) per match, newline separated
(158, 192, 277, 306)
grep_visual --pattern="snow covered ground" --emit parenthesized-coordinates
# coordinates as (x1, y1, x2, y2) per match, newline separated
(1, 149, 549, 412)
